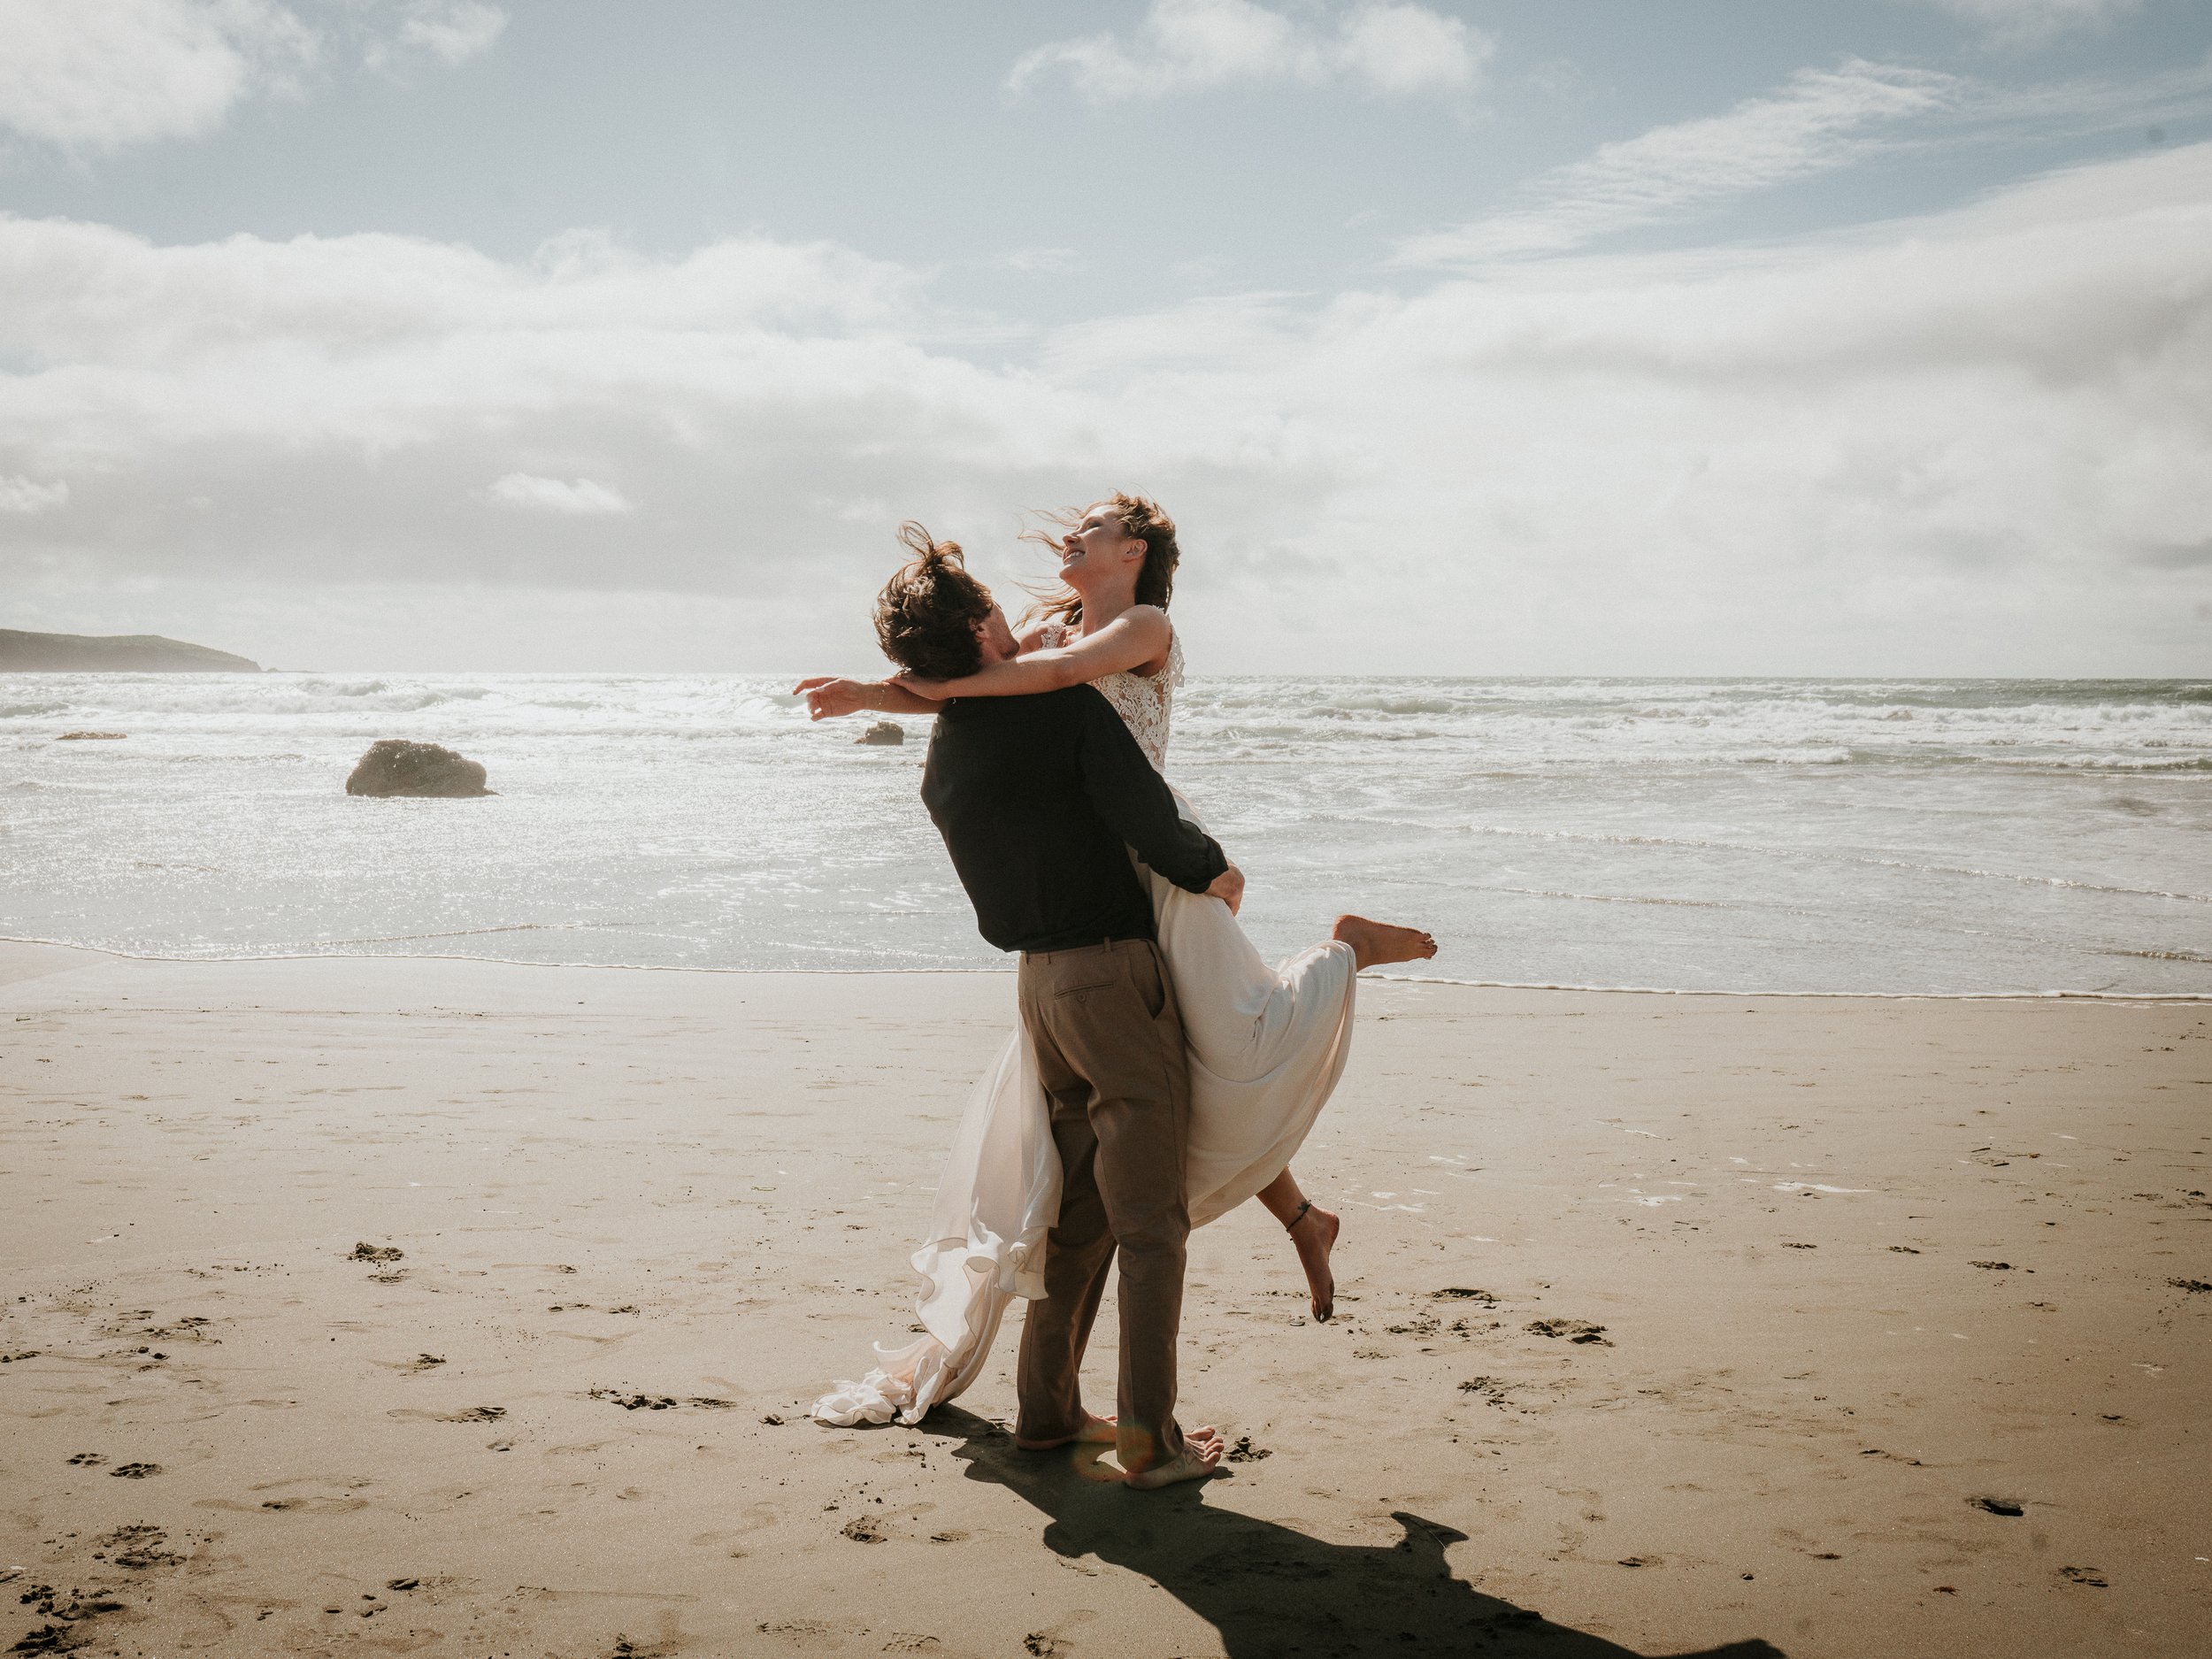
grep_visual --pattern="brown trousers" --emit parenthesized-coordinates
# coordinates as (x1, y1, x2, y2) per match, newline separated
(1014, 936, 1194, 1474)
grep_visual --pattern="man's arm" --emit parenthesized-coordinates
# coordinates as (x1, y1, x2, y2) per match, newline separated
(1072, 694, 1228, 895)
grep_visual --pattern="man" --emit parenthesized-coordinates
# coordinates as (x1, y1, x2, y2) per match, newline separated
(800, 525, 1235, 1489)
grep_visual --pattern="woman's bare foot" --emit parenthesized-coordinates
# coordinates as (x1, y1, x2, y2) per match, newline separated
(1124, 1425, 1224, 1490)
(1288, 1202, 1340, 1323)
(1015, 1411, 1118, 1451)
(1332, 914, 1438, 972)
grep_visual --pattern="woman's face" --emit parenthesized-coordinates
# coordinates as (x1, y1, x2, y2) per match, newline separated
(1058, 506, 1141, 583)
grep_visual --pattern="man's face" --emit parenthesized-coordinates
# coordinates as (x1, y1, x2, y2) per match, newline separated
(972, 603, 1018, 667)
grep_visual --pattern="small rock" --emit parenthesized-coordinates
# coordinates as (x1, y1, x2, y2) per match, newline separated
(345, 739, 492, 797)
(855, 721, 905, 746)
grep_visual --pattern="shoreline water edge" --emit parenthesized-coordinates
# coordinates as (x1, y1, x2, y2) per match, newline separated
(6, 672, 2208, 996)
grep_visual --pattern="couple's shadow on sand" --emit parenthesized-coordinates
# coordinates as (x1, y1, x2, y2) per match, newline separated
(924, 1407, 1784, 1659)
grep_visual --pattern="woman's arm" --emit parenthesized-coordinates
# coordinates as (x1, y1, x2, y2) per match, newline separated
(899, 606, 1171, 701)
(792, 676, 941, 720)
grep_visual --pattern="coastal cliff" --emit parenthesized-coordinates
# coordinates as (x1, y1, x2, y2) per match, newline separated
(0, 629, 263, 672)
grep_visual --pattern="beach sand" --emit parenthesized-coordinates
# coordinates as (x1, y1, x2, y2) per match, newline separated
(2, 941, 2205, 1657)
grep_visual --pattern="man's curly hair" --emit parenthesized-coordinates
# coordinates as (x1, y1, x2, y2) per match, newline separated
(873, 522, 995, 680)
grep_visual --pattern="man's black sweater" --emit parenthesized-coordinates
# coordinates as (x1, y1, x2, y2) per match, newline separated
(918, 686, 1227, 955)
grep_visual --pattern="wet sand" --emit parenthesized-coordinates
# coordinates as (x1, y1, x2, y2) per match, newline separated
(2, 941, 2205, 1657)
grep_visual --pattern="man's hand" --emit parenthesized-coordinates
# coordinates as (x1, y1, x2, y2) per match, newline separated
(1204, 864, 1245, 916)
(792, 676, 876, 720)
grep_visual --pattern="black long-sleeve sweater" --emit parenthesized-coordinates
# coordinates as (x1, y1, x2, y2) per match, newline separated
(918, 686, 1227, 954)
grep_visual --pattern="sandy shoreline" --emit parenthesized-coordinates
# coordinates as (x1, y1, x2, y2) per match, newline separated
(2, 942, 2205, 1656)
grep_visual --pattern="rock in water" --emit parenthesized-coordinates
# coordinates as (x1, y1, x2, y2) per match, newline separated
(345, 740, 492, 797)
(58, 731, 127, 741)
(855, 721, 905, 746)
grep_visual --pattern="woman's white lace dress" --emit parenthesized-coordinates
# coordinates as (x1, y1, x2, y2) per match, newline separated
(812, 627, 1358, 1426)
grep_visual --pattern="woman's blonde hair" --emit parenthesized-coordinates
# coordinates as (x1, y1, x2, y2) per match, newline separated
(1021, 492, 1179, 630)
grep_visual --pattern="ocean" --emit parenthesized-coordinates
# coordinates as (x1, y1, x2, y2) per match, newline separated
(4, 673, 2208, 997)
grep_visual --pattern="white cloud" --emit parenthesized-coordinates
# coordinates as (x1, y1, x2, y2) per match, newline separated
(1399, 60, 1963, 265)
(0, 474, 69, 513)
(0, 0, 316, 150)
(1397, 53, 2212, 266)
(1008, 0, 1490, 102)
(391, 1, 506, 67)
(1, 144, 2208, 674)
(0, 0, 506, 152)
(488, 472, 632, 515)
(1898, 0, 2144, 48)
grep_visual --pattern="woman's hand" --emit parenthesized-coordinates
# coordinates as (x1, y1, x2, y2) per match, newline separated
(791, 677, 941, 719)
(792, 676, 873, 719)
(1204, 864, 1245, 916)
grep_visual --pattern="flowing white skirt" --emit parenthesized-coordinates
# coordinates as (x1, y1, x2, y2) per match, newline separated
(812, 799, 1357, 1427)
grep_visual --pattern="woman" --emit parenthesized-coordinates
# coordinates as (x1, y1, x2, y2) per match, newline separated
(803, 496, 1435, 1427)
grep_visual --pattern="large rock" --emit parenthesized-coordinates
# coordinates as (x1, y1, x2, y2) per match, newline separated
(0, 629, 262, 672)
(345, 740, 492, 798)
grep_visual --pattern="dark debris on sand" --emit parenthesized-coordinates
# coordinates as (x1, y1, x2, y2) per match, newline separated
(1525, 1318, 1611, 1345)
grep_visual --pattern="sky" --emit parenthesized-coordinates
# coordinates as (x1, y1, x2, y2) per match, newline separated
(1, 0, 2208, 675)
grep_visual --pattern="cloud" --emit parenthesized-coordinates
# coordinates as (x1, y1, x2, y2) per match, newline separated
(389, 1, 507, 67)
(1897, 0, 2144, 48)
(0, 0, 316, 150)
(1400, 60, 1960, 265)
(1396, 52, 2212, 266)
(2, 144, 2209, 673)
(488, 472, 632, 515)
(0, 0, 506, 153)
(0, 474, 69, 513)
(1008, 0, 1490, 102)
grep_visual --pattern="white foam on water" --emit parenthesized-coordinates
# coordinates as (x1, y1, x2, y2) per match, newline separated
(4, 672, 2208, 994)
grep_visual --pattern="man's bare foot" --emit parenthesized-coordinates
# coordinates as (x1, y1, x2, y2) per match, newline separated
(1288, 1203, 1339, 1322)
(1332, 914, 1438, 972)
(1124, 1425, 1224, 1490)
(1015, 1411, 1118, 1451)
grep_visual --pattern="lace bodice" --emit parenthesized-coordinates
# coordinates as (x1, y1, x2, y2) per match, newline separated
(1041, 620, 1182, 771)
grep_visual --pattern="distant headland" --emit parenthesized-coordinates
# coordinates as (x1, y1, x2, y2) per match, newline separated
(0, 629, 263, 672)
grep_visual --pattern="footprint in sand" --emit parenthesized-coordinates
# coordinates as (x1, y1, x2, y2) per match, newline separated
(109, 1462, 163, 1479)
(1525, 1318, 1610, 1345)
(65, 1452, 106, 1467)
(95, 1524, 182, 1570)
